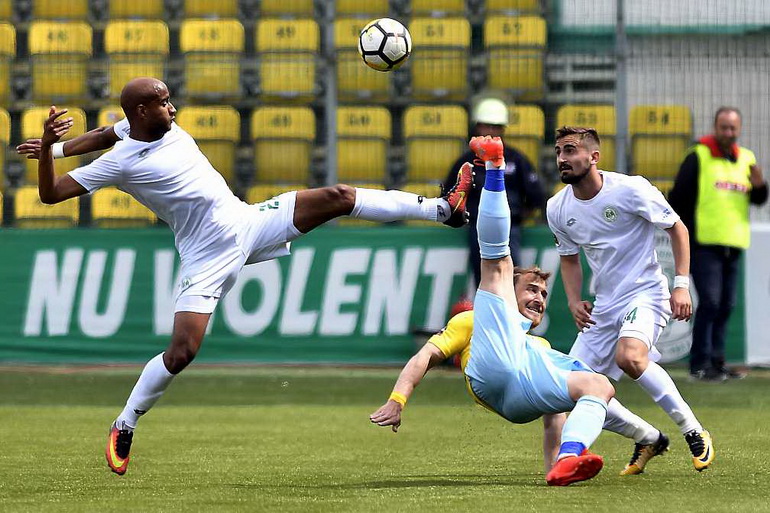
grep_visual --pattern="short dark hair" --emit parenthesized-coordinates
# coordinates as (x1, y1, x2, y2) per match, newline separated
(714, 106, 742, 124)
(555, 126, 601, 149)
(513, 266, 551, 285)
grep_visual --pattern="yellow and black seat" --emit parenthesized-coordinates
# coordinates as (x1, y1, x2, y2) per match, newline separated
(630, 105, 692, 181)
(484, 16, 546, 100)
(29, 22, 92, 101)
(180, 19, 244, 98)
(105, 20, 169, 98)
(505, 105, 543, 171)
(176, 106, 241, 186)
(337, 106, 391, 183)
(91, 187, 156, 227)
(404, 105, 467, 182)
(409, 18, 470, 100)
(256, 19, 319, 101)
(15, 185, 79, 228)
(251, 107, 315, 184)
(22, 107, 87, 185)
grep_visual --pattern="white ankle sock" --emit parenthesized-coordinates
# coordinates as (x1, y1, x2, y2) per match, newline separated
(115, 353, 175, 430)
(350, 188, 450, 223)
(561, 395, 608, 451)
(603, 397, 660, 444)
(635, 362, 702, 434)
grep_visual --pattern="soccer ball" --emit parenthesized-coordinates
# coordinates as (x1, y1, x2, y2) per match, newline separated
(358, 18, 412, 72)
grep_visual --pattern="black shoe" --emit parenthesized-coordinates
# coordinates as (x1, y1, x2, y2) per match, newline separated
(715, 366, 747, 379)
(689, 369, 727, 382)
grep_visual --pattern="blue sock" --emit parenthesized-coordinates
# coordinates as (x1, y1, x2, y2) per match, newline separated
(477, 161, 510, 259)
(484, 165, 505, 192)
(558, 441, 586, 459)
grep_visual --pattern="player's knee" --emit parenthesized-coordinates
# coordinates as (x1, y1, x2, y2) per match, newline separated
(615, 345, 646, 373)
(165, 334, 200, 373)
(327, 184, 357, 213)
(588, 374, 615, 402)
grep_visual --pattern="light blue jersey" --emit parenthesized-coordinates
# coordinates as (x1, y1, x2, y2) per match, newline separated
(465, 289, 594, 424)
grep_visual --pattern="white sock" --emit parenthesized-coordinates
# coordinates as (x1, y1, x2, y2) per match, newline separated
(350, 188, 450, 223)
(603, 397, 660, 444)
(559, 395, 608, 457)
(114, 353, 175, 430)
(635, 361, 703, 434)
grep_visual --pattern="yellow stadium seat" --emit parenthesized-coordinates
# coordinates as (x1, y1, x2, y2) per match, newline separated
(411, 0, 465, 14)
(337, 182, 385, 226)
(181, 19, 244, 98)
(22, 107, 87, 184)
(409, 18, 470, 100)
(401, 182, 442, 226)
(29, 22, 92, 101)
(98, 105, 125, 127)
(504, 105, 543, 171)
(0, 23, 14, 104)
(337, 0, 388, 16)
(176, 106, 240, 186)
(34, 0, 88, 19)
(14, 186, 79, 228)
(334, 18, 390, 100)
(404, 105, 467, 182)
(337, 106, 391, 183)
(105, 21, 169, 98)
(246, 184, 307, 205)
(651, 179, 674, 197)
(256, 19, 319, 100)
(630, 105, 692, 180)
(251, 107, 315, 184)
(484, 16, 546, 100)
(260, 0, 314, 16)
(0, 1, 10, 19)
(184, 0, 239, 17)
(91, 188, 156, 227)
(486, 0, 541, 13)
(0, 108, 8, 189)
(556, 105, 616, 171)
(109, 0, 164, 18)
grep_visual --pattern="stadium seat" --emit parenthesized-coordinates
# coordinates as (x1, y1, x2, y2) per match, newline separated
(0, 1, 10, 19)
(404, 105, 467, 182)
(505, 105, 544, 171)
(104, 21, 169, 99)
(0, 108, 8, 188)
(246, 184, 306, 204)
(91, 187, 156, 228)
(337, 182, 385, 226)
(180, 19, 244, 98)
(109, 0, 164, 18)
(486, 0, 541, 13)
(176, 106, 240, 186)
(630, 105, 692, 180)
(34, 0, 88, 19)
(14, 186, 79, 228)
(411, 0, 465, 15)
(484, 16, 546, 100)
(29, 22, 92, 101)
(337, 0, 388, 16)
(556, 105, 616, 171)
(409, 18, 470, 100)
(334, 18, 390, 100)
(184, 0, 239, 17)
(259, 0, 314, 16)
(256, 19, 319, 101)
(337, 106, 391, 183)
(251, 107, 315, 184)
(401, 182, 442, 226)
(98, 105, 125, 127)
(0, 23, 14, 104)
(22, 107, 87, 184)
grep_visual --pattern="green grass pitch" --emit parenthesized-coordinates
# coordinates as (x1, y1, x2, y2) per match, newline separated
(1, 366, 768, 512)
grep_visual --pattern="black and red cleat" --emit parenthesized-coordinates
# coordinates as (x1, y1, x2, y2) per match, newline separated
(441, 162, 474, 228)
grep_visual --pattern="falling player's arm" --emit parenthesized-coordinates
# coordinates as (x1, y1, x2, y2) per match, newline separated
(542, 413, 566, 472)
(17, 125, 121, 160)
(665, 220, 693, 321)
(37, 107, 88, 204)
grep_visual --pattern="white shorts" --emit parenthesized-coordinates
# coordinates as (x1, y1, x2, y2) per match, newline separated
(175, 192, 302, 314)
(568, 294, 670, 380)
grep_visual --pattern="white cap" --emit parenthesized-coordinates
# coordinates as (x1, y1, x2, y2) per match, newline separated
(472, 98, 508, 125)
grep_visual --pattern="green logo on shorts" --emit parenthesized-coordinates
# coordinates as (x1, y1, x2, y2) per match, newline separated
(624, 307, 638, 323)
(258, 199, 280, 212)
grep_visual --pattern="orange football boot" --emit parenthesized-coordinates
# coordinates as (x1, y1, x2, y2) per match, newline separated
(469, 136, 505, 167)
(106, 423, 133, 475)
(546, 453, 604, 486)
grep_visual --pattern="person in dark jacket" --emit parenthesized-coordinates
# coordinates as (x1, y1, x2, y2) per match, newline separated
(669, 107, 768, 382)
(443, 98, 545, 287)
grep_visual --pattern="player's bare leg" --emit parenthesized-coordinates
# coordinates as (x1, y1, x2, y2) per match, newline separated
(617, 336, 714, 471)
(106, 312, 210, 475)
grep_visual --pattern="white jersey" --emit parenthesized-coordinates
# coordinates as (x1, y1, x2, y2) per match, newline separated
(546, 171, 680, 310)
(69, 118, 249, 268)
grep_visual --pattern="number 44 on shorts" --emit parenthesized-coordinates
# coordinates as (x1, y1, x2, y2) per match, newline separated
(624, 307, 638, 323)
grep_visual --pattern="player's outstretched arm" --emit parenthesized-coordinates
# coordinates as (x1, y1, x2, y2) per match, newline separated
(560, 254, 595, 330)
(665, 220, 693, 321)
(17, 125, 120, 160)
(38, 107, 88, 204)
(369, 343, 446, 432)
(542, 413, 566, 472)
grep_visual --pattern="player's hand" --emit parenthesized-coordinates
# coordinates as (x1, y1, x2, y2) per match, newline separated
(369, 400, 403, 433)
(40, 106, 73, 147)
(670, 288, 692, 321)
(569, 300, 596, 330)
(16, 138, 43, 159)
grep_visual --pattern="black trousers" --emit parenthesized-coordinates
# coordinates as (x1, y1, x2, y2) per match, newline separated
(689, 244, 742, 373)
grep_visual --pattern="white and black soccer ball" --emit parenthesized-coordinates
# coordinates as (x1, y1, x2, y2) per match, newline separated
(358, 18, 412, 72)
